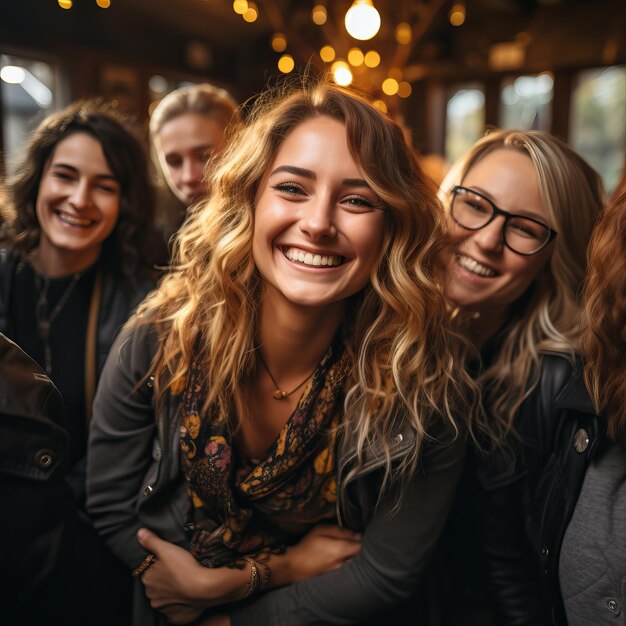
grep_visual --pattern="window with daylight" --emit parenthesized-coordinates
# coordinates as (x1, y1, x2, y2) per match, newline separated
(499, 72, 554, 131)
(445, 83, 486, 165)
(570, 65, 626, 194)
(1, 53, 61, 177)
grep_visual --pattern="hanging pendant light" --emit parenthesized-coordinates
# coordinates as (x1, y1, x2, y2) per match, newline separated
(344, 0, 381, 41)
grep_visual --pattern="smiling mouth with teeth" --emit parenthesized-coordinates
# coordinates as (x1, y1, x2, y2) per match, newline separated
(55, 211, 95, 227)
(283, 246, 346, 268)
(456, 253, 497, 278)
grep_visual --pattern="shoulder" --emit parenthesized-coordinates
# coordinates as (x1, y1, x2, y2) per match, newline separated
(535, 353, 577, 396)
(102, 316, 161, 384)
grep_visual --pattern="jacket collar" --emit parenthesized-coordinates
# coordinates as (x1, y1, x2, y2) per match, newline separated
(554, 368, 596, 415)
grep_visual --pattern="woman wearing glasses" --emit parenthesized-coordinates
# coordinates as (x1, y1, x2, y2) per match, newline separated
(433, 129, 604, 624)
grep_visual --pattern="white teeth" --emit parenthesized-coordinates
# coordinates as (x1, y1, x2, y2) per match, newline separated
(57, 212, 92, 227)
(283, 247, 344, 267)
(457, 254, 496, 277)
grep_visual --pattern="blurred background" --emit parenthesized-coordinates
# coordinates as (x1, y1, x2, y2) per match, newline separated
(1, 0, 625, 191)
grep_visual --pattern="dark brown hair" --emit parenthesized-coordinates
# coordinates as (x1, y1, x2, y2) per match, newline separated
(1, 99, 159, 281)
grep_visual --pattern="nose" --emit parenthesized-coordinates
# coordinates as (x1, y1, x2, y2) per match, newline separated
(298, 194, 336, 240)
(473, 216, 505, 253)
(181, 158, 203, 186)
(68, 179, 92, 211)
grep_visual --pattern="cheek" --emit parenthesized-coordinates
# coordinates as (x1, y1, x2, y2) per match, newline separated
(103, 200, 121, 232)
(352, 217, 385, 268)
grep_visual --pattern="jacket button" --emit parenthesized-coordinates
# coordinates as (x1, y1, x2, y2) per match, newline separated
(607, 599, 618, 612)
(36, 450, 54, 468)
(540, 547, 549, 556)
(143, 484, 154, 496)
(573, 428, 589, 453)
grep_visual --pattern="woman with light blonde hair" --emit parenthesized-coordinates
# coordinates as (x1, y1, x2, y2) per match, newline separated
(432, 129, 605, 624)
(88, 79, 475, 626)
(150, 83, 239, 208)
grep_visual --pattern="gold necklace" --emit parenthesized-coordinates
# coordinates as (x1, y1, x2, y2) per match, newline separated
(257, 352, 317, 401)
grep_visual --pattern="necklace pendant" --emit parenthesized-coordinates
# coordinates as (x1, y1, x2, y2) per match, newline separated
(273, 389, 287, 400)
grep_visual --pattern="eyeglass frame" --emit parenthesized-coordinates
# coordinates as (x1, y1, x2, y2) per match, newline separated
(450, 185, 558, 256)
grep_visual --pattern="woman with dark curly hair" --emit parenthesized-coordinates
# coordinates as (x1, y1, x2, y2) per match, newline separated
(0, 99, 163, 503)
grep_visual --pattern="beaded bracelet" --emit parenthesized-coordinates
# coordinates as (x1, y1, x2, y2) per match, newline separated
(132, 553, 156, 578)
(238, 556, 259, 599)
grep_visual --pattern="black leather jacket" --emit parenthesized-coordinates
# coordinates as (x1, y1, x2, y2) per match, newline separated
(0, 333, 131, 626)
(479, 354, 604, 625)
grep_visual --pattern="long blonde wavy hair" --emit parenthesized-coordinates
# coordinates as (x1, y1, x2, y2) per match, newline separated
(438, 129, 604, 433)
(582, 172, 626, 445)
(136, 79, 476, 484)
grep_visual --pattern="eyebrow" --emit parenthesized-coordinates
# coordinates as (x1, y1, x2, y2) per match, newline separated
(468, 185, 547, 221)
(52, 162, 118, 183)
(270, 165, 371, 188)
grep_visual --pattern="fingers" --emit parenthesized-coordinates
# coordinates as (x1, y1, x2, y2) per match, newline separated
(137, 527, 163, 555)
(311, 524, 361, 542)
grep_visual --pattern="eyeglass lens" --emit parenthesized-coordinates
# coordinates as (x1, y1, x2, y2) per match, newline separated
(452, 188, 550, 254)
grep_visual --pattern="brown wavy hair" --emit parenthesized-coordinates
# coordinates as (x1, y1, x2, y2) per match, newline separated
(582, 171, 626, 445)
(136, 78, 478, 487)
(1, 99, 159, 281)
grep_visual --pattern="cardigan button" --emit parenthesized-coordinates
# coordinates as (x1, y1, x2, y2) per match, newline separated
(573, 428, 589, 454)
(143, 484, 154, 496)
(607, 599, 618, 612)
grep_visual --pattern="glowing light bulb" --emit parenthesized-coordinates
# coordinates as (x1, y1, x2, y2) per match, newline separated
(364, 50, 380, 68)
(243, 2, 258, 22)
(233, 0, 248, 15)
(0, 65, 26, 84)
(398, 81, 412, 98)
(272, 33, 287, 52)
(347, 48, 364, 66)
(382, 78, 399, 96)
(58, 0, 72, 8)
(395, 22, 411, 45)
(320, 45, 336, 63)
(344, 0, 381, 41)
(449, 3, 466, 26)
(332, 61, 353, 86)
(96, 0, 111, 7)
(311, 5, 327, 26)
(278, 54, 295, 73)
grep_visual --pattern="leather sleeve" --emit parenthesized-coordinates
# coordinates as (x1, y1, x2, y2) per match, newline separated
(230, 432, 467, 626)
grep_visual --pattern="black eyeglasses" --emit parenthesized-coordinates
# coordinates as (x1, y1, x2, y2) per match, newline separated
(450, 186, 558, 256)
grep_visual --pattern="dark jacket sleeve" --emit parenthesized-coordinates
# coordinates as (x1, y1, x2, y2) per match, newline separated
(478, 355, 574, 626)
(230, 432, 467, 626)
(87, 320, 187, 570)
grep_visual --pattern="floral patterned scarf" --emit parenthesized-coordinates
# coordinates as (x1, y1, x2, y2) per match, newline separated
(179, 340, 350, 567)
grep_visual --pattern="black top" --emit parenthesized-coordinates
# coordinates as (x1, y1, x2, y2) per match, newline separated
(9, 260, 98, 468)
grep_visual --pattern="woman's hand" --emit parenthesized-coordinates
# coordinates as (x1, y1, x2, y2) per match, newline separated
(136, 528, 248, 623)
(273, 524, 362, 585)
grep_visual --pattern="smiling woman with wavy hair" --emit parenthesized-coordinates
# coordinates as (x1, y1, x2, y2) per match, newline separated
(88, 78, 477, 626)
